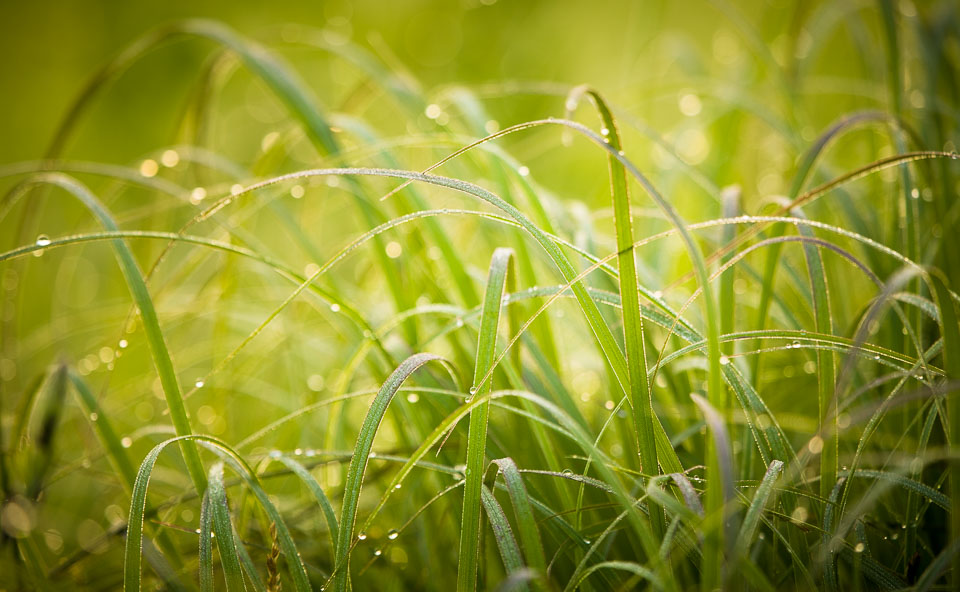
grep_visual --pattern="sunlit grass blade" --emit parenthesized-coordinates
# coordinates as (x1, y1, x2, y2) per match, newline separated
(490, 458, 546, 587)
(480, 485, 527, 589)
(275, 455, 339, 558)
(333, 353, 452, 592)
(734, 460, 782, 562)
(930, 272, 960, 590)
(202, 462, 245, 591)
(125, 435, 310, 592)
(458, 248, 514, 592)
(30, 173, 206, 495)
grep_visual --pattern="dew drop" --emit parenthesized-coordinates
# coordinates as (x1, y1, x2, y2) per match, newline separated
(195, 379, 205, 388)
(517, 166, 530, 177)
(854, 542, 865, 553)
(118, 339, 128, 349)
(791, 340, 801, 349)
(374, 549, 382, 557)
(600, 127, 610, 136)
(269, 450, 282, 459)
(330, 303, 341, 313)
(394, 483, 402, 490)
(294, 448, 303, 456)
(89, 412, 99, 421)
(357, 532, 367, 541)
(455, 318, 464, 328)
(719, 355, 730, 365)
(406, 393, 419, 403)
(387, 529, 399, 540)
(36, 235, 51, 247)
(468, 386, 478, 395)
(562, 469, 573, 476)
(121, 437, 133, 448)
(617, 150, 625, 156)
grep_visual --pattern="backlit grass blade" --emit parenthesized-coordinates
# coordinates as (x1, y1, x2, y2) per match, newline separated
(458, 248, 514, 592)
(734, 460, 783, 561)
(691, 393, 734, 590)
(333, 353, 452, 592)
(577, 88, 664, 536)
(796, 217, 838, 505)
(930, 272, 960, 590)
(31, 173, 206, 494)
(204, 462, 245, 591)
(491, 458, 547, 586)
(275, 455, 339, 558)
(125, 435, 310, 592)
(480, 485, 527, 588)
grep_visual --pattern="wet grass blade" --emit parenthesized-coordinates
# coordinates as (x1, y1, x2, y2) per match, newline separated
(491, 458, 547, 586)
(734, 460, 783, 561)
(31, 173, 206, 493)
(930, 272, 960, 589)
(480, 485, 527, 588)
(204, 462, 245, 591)
(125, 435, 310, 592)
(334, 353, 451, 592)
(458, 248, 514, 592)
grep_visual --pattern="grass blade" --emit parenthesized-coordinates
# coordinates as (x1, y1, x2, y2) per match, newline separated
(458, 248, 514, 592)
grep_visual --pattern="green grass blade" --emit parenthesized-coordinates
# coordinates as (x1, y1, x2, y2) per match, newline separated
(205, 462, 246, 591)
(491, 458, 547, 586)
(931, 272, 960, 590)
(125, 435, 310, 592)
(32, 173, 206, 493)
(275, 455, 339, 557)
(580, 88, 664, 536)
(458, 248, 514, 592)
(480, 485, 527, 588)
(334, 353, 451, 592)
(734, 460, 783, 560)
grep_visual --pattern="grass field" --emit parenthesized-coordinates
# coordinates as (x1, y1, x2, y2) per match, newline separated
(2, 1, 960, 590)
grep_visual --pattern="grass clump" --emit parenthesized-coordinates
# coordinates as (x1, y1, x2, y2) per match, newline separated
(2, 2, 960, 590)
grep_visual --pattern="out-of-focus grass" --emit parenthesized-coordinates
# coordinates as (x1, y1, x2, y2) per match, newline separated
(2, 1, 960, 590)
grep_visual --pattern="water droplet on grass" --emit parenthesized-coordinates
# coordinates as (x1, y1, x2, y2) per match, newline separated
(195, 379, 204, 388)
(517, 166, 530, 177)
(89, 412, 98, 421)
(562, 469, 573, 476)
(374, 549, 382, 557)
(357, 532, 367, 541)
(387, 529, 399, 540)
(118, 339, 128, 349)
(36, 235, 51, 247)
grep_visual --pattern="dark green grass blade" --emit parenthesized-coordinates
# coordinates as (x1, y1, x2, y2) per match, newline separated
(931, 272, 960, 590)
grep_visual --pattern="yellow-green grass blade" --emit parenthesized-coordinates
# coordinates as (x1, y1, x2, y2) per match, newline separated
(458, 248, 514, 592)
(333, 353, 454, 592)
